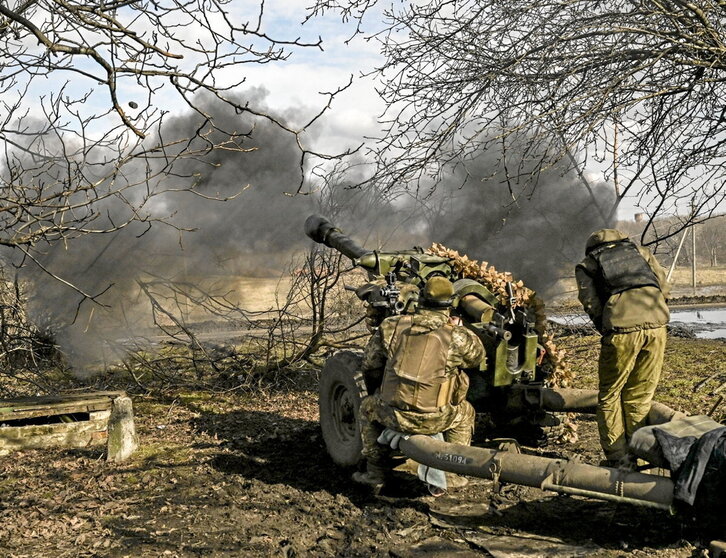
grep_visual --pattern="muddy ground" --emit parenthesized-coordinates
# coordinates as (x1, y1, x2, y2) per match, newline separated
(1, 333, 725, 557)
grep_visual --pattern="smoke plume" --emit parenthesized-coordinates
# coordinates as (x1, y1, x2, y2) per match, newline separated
(12, 89, 321, 368)
(5, 93, 614, 370)
(421, 148, 616, 295)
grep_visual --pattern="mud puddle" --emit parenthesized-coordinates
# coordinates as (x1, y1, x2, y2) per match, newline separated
(669, 307, 726, 339)
(551, 306, 726, 340)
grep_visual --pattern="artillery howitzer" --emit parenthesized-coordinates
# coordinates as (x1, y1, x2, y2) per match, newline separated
(305, 215, 726, 531)
(305, 214, 603, 462)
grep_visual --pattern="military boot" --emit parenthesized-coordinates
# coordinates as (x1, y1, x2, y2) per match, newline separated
(352, 463, 386, 491)
(446, 473, 469, 489)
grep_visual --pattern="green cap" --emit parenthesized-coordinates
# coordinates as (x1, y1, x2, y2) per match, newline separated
(585, 229, 628, 253)
(421, 277, 454, 308)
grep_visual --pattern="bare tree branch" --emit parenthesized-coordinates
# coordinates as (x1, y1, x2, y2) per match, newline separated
(0, 0, 347, 254)
(310, 0, 726, 240)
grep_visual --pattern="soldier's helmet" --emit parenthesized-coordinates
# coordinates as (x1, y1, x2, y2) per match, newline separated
(421, 276, 454, 308)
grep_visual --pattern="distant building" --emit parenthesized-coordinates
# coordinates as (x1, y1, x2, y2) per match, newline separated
(634, 213, 645, 223)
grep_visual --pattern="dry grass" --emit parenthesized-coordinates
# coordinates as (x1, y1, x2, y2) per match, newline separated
(2, 335, 718, 557)
(242, 268, 726, 311)
(549, 265, 726, 306)
(669, 265, 726, 287)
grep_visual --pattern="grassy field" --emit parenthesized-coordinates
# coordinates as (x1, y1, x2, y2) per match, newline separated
(671, 265, 726, 285)
(669, 265, 726, 288)
(142, 262, 725, 327)
(549, 265, 726, 307)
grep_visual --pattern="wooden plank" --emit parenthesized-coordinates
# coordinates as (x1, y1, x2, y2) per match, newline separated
(0, 405, 107, 422)
(1, 398, 113, 412)
(0, 397, 113, 409)
(0, 391, 125, 421)
(0, 400, 113, 421)
(1, 399, 112, 413)
(0, 391, 135, 461)
(0, 420, 109, 455)
(0, 391, 126, 408)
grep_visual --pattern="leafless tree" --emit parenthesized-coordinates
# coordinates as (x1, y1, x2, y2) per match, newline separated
(698, 215, 726, 266)
(104, 239, 369, 391)
(0, 0, 348, 268)
(0, 268, 65, 394)
(310, 0, 726, 242)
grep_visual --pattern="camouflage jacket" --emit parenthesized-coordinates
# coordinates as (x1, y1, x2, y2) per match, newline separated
(360, 308, 485, 388)
(575, 229, 671, 334)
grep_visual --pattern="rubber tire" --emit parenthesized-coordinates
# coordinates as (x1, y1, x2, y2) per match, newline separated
(319, 350, 368, 467)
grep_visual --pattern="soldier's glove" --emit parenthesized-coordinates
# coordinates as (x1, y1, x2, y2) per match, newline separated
(365, 305, 384, 332)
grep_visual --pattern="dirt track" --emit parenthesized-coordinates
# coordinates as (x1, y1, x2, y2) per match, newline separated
(3, 332, 724, 557)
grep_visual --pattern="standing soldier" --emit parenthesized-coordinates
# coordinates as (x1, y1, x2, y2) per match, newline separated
(352, 276, 485, 491)
(576, 229, 671, 466)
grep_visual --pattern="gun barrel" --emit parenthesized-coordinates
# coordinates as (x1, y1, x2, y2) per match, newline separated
(304, 215, 370, 261)
(485, 323, 513, 341)
(458, 295, 511, 339)
(459, 294, 493, 322)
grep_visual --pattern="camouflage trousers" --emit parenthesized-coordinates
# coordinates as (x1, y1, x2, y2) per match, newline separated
(597, 326, 667, 461)
(358, 394, 475, 466)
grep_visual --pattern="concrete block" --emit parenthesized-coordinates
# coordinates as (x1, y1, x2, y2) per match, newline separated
(107, 396, 138, 463)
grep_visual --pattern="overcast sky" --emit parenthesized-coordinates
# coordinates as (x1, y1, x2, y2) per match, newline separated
(14, 0, 648, 221)
(241, 3, 648, 221)
(236, 2, 387, 155)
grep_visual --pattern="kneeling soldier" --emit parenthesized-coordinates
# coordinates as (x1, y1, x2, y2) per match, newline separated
(353, 277, 485, 490)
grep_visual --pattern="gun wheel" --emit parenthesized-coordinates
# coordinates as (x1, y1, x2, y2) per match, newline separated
(319, 350, 367, 467)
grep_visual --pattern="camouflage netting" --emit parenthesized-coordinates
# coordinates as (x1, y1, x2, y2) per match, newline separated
(428, 244, 578, 442)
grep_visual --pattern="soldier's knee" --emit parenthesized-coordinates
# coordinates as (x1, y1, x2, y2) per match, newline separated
(359, 395, 377, 418)
(459, 400, 475, 420)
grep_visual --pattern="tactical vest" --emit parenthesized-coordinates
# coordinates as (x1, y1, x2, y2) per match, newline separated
(379, 315, 457, 413)
(587, 239, 660, 301)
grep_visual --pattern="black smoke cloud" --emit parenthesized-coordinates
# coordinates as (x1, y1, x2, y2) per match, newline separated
(292, 145, 614, 298)
(420, 148, 615, 295)
(305, 159, 423, 250)
(7, 93, 614, 369)
(13, 89, 320, 367)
